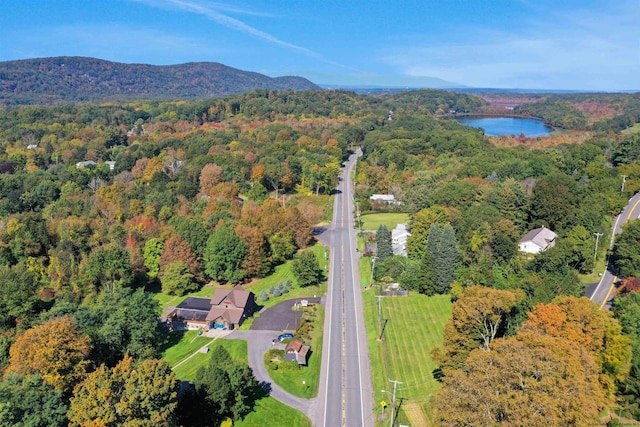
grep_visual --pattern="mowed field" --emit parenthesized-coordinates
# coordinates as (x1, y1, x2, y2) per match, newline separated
(360, 212, 410, 231)
(363, 289, 452, 426)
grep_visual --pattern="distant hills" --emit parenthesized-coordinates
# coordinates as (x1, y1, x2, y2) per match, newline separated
(0, 56, 319, 106)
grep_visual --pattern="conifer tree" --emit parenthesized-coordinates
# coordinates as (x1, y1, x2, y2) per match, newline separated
(375, 225, 393, 263)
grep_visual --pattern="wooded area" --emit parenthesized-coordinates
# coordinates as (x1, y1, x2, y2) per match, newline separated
(0, 88, 639, 425)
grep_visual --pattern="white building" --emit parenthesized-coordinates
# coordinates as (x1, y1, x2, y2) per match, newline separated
(370, 194, 396, 204)
(518, 227, 557, 254)
(391, 223, 411, 256)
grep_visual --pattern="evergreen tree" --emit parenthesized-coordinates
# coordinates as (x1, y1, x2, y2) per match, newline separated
(375, 225, 393, 262)
(436, 224, 460, 293)
(260, 290, 269, 301)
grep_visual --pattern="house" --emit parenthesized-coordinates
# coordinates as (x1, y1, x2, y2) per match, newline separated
(518, 227, 557, 254)
(105, 161, 116, 171)
(391, 223, 411, 256)
(284, 339, 310, 365)
(75, 160, 97, 169)
(167, 286, 256, 331)
(370, 194, 396, 204)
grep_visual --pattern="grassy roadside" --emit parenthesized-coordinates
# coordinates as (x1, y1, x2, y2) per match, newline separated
(360, 212, 410, 231)
(363, 290, 452, 426)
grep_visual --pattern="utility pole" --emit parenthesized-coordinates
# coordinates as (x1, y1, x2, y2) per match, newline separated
(388, 379, 403, 427)
(622, 175, 628, 194)
(375, 295, 383, 338)
(594, 232, 603, 265)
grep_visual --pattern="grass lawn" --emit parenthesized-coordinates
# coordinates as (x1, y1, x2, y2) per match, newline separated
(360, 213, 410, 231)
(235, 397, 311, 427)
(161, 330, 247, 380)
(161, 331, 311, 426)
(363, 289, 452, 426)
(243, 243, 328, 315)
(265, 304, 324, 398)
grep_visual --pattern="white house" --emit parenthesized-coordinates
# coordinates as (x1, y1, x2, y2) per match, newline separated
(391, 223, 411, 256)
(370, 194, 396, 204)
(518, 227, 557, 254)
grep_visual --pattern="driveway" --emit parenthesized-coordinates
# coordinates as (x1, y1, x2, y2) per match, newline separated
(216, 298, 323, 418)
(251, 297, 321, 331)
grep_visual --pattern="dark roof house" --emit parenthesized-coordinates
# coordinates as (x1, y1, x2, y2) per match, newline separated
(168, 286, 255, 330)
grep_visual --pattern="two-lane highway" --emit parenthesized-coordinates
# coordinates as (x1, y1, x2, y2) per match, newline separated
(587, 191, 640, 307)
(315, 149, 373, 427)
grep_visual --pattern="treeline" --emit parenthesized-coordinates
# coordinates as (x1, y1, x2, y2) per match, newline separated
(514, 92, 640, 131)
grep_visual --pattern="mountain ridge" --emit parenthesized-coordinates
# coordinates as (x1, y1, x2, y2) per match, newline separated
(0, 56, 319, 106)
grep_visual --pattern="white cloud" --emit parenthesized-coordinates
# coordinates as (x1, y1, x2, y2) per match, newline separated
(379, 3, 640, 90)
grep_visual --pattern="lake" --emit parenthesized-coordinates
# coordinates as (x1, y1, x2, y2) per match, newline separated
(455, 116, 551, 137)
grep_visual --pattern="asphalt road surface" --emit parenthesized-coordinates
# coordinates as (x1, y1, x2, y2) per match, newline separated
(586, 191, 640, 307)
(314, 149, 374, 427)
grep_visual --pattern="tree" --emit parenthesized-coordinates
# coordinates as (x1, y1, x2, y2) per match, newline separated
(235, 224, 271, 278)
(159, 234, 201, 280)
(268, 232, 297, 264)
(612, 219, 640, 278)
(291, 250, 321, 287)
(406, 206, 449, 259)
(200, 163, 223, 195)
(7, 316, 91, 392)
(161, 261, 199, 296)
(143, 237, 164, 279)
(435, 332, 608, 427)
(434, 286, 523, 372)
(204, 226, 247, 283)
(375, 225, 393, 262)
(82, 244, 133, 292)
(612, 291, 640, 418)
(0, 373, 68, 427)
(436, 224, 460, 292)
(186, 345, 262, 425)
(68, 356, 179, 427)
(521, 296, 631, 392)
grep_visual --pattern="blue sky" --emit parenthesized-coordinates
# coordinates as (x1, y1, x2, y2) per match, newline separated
(0, 0, 638, 90)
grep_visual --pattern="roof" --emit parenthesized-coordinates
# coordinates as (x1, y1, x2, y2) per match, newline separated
(286, 339, 304, 352)
(177, 297, 212, 311)
(392, 223, 411, 239)
(370, 194, 395, 201)
(519, 227, 557, 248)
(205, 306, 245, 325)
(211, 286, 252, 309)
(172, 308, 209, 322)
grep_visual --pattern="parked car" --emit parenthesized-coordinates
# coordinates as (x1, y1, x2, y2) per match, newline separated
(278, 333, 294, 342)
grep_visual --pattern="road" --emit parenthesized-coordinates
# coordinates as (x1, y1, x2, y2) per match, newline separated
(314, 148, 374, 427)
(586, 191, 640, 307)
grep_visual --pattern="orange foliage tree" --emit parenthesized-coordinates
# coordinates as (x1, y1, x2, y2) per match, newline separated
(7, 316, 92, 392)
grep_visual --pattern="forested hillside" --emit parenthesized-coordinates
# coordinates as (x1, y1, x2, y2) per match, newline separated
(0, 57, 319, 106)
(0, 88, 639, 425)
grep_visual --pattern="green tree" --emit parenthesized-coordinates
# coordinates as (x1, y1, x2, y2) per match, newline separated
(612, 219, 640, 278)
(406, 206, 449, 259)
(82, 244, 133, 292)
(612, 291, 640, 418)
(143, 237, 164, 279)
(436, 224, 460, 293)
(291, 250, 321, 287)
(375, 224, 393, 262)
(161, 261, 198, 296)
(0, 373, 68, 427)
(68, 356, 179, 427)
(204, 226, 247, 283)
